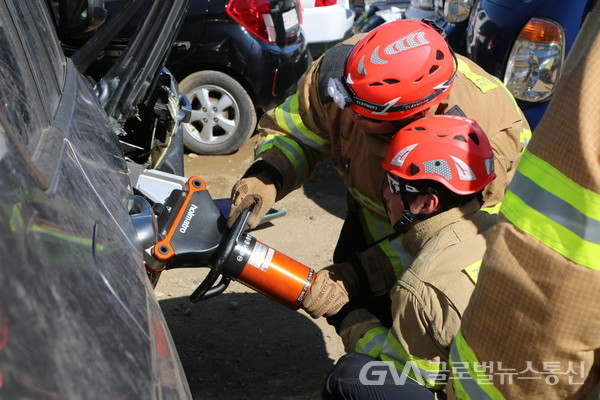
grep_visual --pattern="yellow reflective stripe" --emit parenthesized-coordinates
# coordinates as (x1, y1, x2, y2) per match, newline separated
(520, 127, 532, 147)
(274, 93, 330, 152)
(256, 134, 309, 186)
(360, 208, 410, 277)
(381, 333, 448, 389)
(463, 260, 482, 284)
(356, 326, 388, 357)
(502, 150, 600, 270)
(457, 60, 498, 93)
(481, 202, 502, 214)
(449, 330, 506, 400)
(348, 187, 387, 218)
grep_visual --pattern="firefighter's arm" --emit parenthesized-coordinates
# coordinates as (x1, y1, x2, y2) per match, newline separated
(228, 61, 330, 228)
(335, 306, 384, 354)
(386, 284, 455, 389)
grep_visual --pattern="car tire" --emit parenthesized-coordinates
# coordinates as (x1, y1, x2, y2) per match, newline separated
(179, 71, 258, 155)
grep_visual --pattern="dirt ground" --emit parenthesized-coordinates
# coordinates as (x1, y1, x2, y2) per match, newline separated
(154, 137, 348, 399)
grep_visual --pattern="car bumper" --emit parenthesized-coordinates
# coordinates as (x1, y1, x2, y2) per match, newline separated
(246, 35, 312, 111)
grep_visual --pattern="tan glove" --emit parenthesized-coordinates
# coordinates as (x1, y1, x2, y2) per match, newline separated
(301, 262, 361, 318)
(228, 172, 277, 229)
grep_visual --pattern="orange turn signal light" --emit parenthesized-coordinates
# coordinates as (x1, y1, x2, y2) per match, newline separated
(518, 18, 562, 43)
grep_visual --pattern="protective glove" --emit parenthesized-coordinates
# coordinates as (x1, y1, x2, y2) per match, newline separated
(228, 172, 277, 229)
(301, 262, 362, 319)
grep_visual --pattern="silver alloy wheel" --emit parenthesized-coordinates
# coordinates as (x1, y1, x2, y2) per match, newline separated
(179, 70, 257, 155)
(185, 84, 239, 146)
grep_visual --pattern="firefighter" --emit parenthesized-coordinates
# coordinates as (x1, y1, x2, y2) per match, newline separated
(446, 3, 600, 399)
(228, 19, 529, 321)
(320, 115, 498, 399)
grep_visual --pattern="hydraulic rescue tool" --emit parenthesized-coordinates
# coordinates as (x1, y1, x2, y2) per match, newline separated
(142, 174, 315, 310)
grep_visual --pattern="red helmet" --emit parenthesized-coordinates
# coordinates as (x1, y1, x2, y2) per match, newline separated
(382, 115, 496, 195)
(343, 19, 457, 121)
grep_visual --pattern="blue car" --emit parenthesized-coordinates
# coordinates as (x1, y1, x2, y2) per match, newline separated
(435, 0, 595, 130)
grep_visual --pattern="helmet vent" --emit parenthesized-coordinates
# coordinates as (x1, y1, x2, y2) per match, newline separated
(429, 65, 439, 74)
(469, 133, 480, 145)
(414, 127, 426, 131)
(383, 79, 400, 84)
(370, 82, 383, 86)
(453, 135, 467, 142)
(436, 50, 445, 60)
(409, 163, 421, 175)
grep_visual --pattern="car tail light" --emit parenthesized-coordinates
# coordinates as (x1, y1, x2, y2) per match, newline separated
(297, 0, 303, 25)
(504, 18, 565, 103)
(315, 0, 337, 6)
(227, 0, 278, 43)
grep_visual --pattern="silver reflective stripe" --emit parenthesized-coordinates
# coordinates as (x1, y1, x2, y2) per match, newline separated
(449, 342, 493, 400)
(511, 171, 600, 245)
(360, 332, 387, 355)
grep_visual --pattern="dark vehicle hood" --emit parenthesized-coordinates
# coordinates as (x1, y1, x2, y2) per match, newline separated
(485, 0, 546, 11)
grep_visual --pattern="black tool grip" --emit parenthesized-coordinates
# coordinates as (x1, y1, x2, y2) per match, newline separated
(189, 206, 251, 303)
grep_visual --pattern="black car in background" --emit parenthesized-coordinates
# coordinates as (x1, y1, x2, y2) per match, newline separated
(105, 0, 310, 155)
(434, 0, 595, 130)
(0, 0, 191, 397)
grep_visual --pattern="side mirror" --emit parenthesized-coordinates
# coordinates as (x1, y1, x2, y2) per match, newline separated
(57, 0, 108, 34)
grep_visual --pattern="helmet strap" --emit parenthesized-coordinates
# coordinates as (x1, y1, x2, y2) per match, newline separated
(392, 183, 442, 233)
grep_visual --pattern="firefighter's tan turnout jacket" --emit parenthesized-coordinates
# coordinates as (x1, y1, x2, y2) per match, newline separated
(447, 3, 600, 399)
(338, 200, 498, 390)
(252, 34, 529, 294)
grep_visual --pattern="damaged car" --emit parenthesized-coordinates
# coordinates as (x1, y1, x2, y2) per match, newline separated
(0, 0, 192, 397)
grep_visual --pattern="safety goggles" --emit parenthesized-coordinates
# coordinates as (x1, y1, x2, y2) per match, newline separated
(386, 173, 420, 195)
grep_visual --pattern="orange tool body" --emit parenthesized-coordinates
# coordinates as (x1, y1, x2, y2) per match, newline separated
(148, 176, 314, 309)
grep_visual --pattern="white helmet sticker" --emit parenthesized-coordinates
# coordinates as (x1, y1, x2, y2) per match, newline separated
(451, 155, 476, 181)
(391, 143, 418, 167)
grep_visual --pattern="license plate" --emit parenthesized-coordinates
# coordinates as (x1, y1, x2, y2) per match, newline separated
(282, 9, 299, 31)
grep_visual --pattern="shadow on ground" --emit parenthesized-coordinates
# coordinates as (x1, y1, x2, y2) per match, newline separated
(160, 292, 336, 400)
